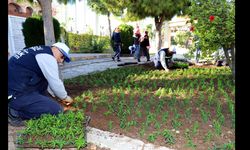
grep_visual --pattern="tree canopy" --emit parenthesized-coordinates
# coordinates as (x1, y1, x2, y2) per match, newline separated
(187, 0, 235, 78)
(100, 0, 190, 49)
(187, 0, 235, 52)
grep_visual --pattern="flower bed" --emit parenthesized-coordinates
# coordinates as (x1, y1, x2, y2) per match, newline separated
(63, 65, 235, 150)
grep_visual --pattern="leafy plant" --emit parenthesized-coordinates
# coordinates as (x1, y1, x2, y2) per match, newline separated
(17, 111, 87, 149)
(203, 130, 213, 143)
(148, 133, 157, 142)
(213, 119, 222, 136)
(162, 129, 175, 145)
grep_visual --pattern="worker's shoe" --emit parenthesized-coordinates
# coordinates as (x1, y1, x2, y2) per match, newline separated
(8, 107, 25, 127)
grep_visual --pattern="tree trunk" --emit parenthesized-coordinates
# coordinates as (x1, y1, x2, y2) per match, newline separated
(223, 45, 235, 80)
(155, 16, 164, 50)
(107, 12, 112, 38)
(38, 0, 55, 46)
(230, 44, 235, 81)
(38, 0, 63, 80)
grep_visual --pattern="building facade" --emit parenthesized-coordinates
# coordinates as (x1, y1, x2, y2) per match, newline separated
(8, 0, 41, 57)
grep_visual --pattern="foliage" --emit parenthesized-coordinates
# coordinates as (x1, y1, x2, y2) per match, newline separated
(17, 111, 87, 149)
(162, 129, 175, 145)
(174, 31, 192, 48)
(87, 0, 109, 15)
(101, 0, 191, 49)
(22, 15, 61, 47)
(145, 24, 155, 40)
(172, 62, 189, 69)
(60, 26, 69, 45)
(68, 33, 111, 53)
(187, 0, 235, 57)
(64, 66, 235, 149)
(98, 0, 127, 17)
(86, 0, 112, 37)
(118, 24, 134, 54)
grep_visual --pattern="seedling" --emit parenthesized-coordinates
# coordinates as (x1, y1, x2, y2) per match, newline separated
(162, 129, 175, 145)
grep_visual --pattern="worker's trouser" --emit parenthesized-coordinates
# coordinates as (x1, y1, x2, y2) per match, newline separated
(8, 84, 63, 120)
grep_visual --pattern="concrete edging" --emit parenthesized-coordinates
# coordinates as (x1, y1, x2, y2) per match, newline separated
(86, 127, 174, 150)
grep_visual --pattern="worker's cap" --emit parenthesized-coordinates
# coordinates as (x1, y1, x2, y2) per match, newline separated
(52, 42, 71, 62)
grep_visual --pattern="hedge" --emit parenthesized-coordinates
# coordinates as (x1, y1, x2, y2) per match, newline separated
(22, 15, 61, 47)
(68, 33, 111, 53)
(118, 24, 134, 54)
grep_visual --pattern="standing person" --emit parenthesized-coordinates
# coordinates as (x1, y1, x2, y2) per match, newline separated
(133, 24, 141, 36)
(153, 48, 176, 72)
(134, 32, 141, 62)
(8, 42, 74, 126)
(111, 27, 122, 62)
(140, 31, 150, 61)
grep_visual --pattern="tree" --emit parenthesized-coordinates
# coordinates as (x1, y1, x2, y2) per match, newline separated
(86, 0, 112, 38)
(17, 0, 75, 46)
(187, 0, 235, 79)
(117, 0, 191, 50)
(174, 31, 192, 48)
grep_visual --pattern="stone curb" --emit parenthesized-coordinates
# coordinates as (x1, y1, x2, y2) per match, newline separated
(86, 127, 174, 150)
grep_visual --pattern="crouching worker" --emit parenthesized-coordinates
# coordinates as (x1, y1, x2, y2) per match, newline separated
(8, 42, 74, 126)
(153, 48, 176, 72)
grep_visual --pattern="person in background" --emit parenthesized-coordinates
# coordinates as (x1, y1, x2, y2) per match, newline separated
(133, 32, 141, 62)
(133, 24, 141, 36)
(8, 42, 74, 126)
(153, 47, 176, 72)
(140, 31, 150, 61)
(111, 27, 122, 62)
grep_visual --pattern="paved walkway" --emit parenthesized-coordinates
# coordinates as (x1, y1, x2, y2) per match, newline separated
(8, 54, 173, 150)
(60, 56, 143, 79)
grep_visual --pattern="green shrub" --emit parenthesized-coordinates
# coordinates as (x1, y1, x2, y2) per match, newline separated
(60, 26, 69, 45)
(22, 15, 61, 47)
(172, 62, 189, 69)
(119, 24, 134, 54)
(68, 33, 111, 53)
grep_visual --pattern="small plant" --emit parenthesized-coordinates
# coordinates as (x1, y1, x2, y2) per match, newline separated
(108, 121, 113, 131)
(75, 135, 86, 150)
(213, 120, 222, 136)
(203, 130, 213, 143)
(192, 121, 199, 135)
(200, 108, 210, 123)
(209, 141, 235, 150)
(154, 121, 161, 129)
(139, 125, 145, 137)
(185, 108, 192, 119)
(185, 139, 197, 149)
(161, 111, 169, 123)
(171, 119, 182, 129)
(147, 133, 157, 142)
(162, 129, 175, 145)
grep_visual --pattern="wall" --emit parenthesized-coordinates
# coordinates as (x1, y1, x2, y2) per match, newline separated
(8, 15, 26, 57)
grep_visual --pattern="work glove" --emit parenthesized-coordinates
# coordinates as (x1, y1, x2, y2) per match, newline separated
(61, 96, 73, 106)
